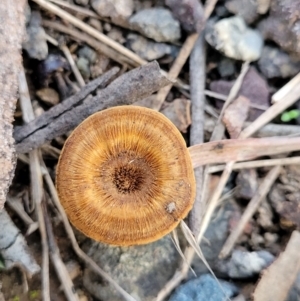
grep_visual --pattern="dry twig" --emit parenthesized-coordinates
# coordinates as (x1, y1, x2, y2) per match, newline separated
(208, 156, 300, 173)
(45, 33, 86, 88)
(19, 68, 50, 301)
(43, 20, 138, 67)
(15, 62, 172, 153)
(189, 33, 206, 236)
(43, 203, 80, 301)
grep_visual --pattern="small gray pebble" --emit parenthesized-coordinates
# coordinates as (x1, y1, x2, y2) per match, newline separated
(127, 33, 178, 60)
(205, 16, 263, 61)
(129, 8, 181, 43)
(23, 11, 48, 60)
(91, 0, 134, 19)
(169, 274, 238, 301)
(218, 58, 236, 77)
(83, 236, 180, 301)
(76, 57, 90, 79)
(218, 250, 274, 279)
(78, 46, 97, 64)
(258, 46, 300, 78)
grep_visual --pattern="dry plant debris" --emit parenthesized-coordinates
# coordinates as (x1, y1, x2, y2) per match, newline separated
(1, 0, 300, 300)
(0, 0, 26, 209)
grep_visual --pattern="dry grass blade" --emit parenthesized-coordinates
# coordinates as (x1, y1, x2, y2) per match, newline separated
(253, 231, 300, 301)
(171, 230, 196, 277)
(45, 34, 85, 88)
(180, 221, 231, 301)
(19, 69, 50, 301)
(32, 0, 146, 66)
(48, 0, 99, 18)
(189, 137, 300, 168)
(219, 165, 281, 259)
(208, 156, 300, 173)
(44, 203, 80, 301)
(272, 72, 300, 103)
(43, 20, 138, 67)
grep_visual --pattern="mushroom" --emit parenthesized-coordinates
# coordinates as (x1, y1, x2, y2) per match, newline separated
(56, 106, 196, 246)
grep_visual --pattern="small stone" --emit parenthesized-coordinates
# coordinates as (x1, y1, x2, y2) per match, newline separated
(236, 169, 258, 200)
(166, 0, 205, 33)
(257, 201, 274, 230)
(91, 0, 134, 19)
(258, 46, 300, 78)
(83, 236, 179, 300)
(129, 8, 181, 43)
(192, 202, 235, 275)
(87, 18, 103, 32)
(217, 58, 236, 77)
(225, 0, 259, 24)
(75, 0, 89, 5)
(36, 88, 60, 106)
(126, 33, 179, 61)
(23, 11, 48, 60)
(78, 46, 97, 64)
(205, 16, 263, 62)
(107, 28, 126, 44)
(251, 232, 265, 248)
(258, 0, 300, 58)
(264, 232, 278, 247)
(218, 250, 274, 279)
(160, 99, 191, 133)
(76, 57, 90, 79)
(169, 274, 238, 301)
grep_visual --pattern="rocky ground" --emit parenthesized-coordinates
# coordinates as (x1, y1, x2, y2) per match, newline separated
(1, 0, 300, 301)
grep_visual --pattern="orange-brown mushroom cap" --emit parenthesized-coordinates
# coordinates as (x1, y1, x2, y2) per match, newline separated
(56, 106, 196, 246)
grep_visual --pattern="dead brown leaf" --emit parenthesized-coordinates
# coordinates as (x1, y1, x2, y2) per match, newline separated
(222, 96, 250, 139)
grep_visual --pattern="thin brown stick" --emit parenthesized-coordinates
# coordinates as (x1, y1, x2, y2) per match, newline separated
(48, 0, 99, 18)
(19, 68, 50, 301)
(61, 45, 85, 88)
(32, 0, 146, 66)
(43, 203, 80, 301)
(208, 156, 300, 173)
(6, 196, 39, 235)
(43, 20, 139, 67)
(205, 90, 268, 111)
(219, 166, 281, 258)
(45, 34, 86, 88)
(40, 160, 137, 301)
(189, 33, 206, 236)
